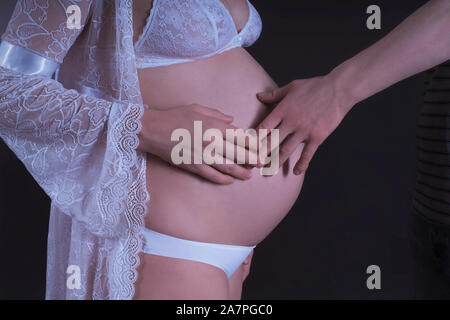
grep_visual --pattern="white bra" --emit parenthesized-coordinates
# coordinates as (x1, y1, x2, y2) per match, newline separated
(134, 0, 262, 69)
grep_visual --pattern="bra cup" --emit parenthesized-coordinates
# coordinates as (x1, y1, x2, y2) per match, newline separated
(134, 0, 262, 68)
(240, 1, 262, 47)
(198, 0, 237, 49)
(135, 0, 219, 59)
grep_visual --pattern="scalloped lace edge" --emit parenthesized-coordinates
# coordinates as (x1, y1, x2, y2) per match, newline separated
(111, 102, 149, 300)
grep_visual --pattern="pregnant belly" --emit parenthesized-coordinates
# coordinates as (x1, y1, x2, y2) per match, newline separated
(138, 48, 304, 246)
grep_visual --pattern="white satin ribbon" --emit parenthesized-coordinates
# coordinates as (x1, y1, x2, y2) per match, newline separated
(0, 41, 59, 77)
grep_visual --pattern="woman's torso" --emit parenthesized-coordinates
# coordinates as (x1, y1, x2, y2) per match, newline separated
(133, 0, 304, 246)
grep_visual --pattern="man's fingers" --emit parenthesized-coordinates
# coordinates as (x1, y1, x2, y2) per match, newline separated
(259, 121, 292, 163)
(293, 141, 319, 175)
(278, 133, 304, 168)
(256, 84, 290, 105)
(255, 106, 283, 134)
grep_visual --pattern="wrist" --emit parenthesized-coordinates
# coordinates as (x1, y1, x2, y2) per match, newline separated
(137, 107, 162, 152)
(326, 59, 365, 113)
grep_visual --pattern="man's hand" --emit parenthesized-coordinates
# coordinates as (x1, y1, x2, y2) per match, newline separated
(257, 0, 450, 176)
(256, 75, 355, 175)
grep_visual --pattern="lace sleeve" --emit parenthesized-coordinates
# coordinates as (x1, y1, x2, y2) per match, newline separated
(0, 1, 145, 237)
(0, 66, 111, 207)
(1, 0, 93, 63)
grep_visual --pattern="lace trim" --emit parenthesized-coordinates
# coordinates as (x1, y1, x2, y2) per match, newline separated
(106, 101, 148, 300)
(110, 0, 150, 300)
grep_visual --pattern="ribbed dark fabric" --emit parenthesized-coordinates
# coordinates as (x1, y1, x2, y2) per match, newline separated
(414, 60, 450, 220)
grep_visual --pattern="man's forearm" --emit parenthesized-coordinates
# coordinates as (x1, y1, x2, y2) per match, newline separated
(330, 0, 450, 109)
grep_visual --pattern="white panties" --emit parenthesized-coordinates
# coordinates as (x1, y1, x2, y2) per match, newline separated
(141, 228, 256, 278)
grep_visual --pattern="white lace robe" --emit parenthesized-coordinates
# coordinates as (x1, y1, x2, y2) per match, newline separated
(0, 0, 149, 299)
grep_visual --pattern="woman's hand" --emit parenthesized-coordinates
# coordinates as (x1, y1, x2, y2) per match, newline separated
(137, 103, 258, 184)
(255, 74, 355, 175)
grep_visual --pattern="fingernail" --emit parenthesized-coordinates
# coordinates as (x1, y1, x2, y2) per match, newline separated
(294, 169, 302, 175)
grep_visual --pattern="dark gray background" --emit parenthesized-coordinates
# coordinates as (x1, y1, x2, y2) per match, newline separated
(0, 0, 429, 299)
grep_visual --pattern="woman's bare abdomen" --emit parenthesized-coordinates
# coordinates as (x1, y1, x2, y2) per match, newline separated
(138, 48, 304, 246)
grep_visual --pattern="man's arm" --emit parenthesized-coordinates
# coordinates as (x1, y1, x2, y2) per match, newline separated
(334, 0, 450, 108)
(256, 0, 450, 174)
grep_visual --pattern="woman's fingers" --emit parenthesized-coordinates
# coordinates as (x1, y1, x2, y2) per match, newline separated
(213, 120, 259, 151)
(218, 138, 260, 166)
(183, 161, 252, 184)
(201, 126, 259, 167)
(183, 163, 235, 185)
(191, 104, 234, 122)
(293, 141, 319, 175)
(211, 162, 253, 181)
(210, 121, 261, 165)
